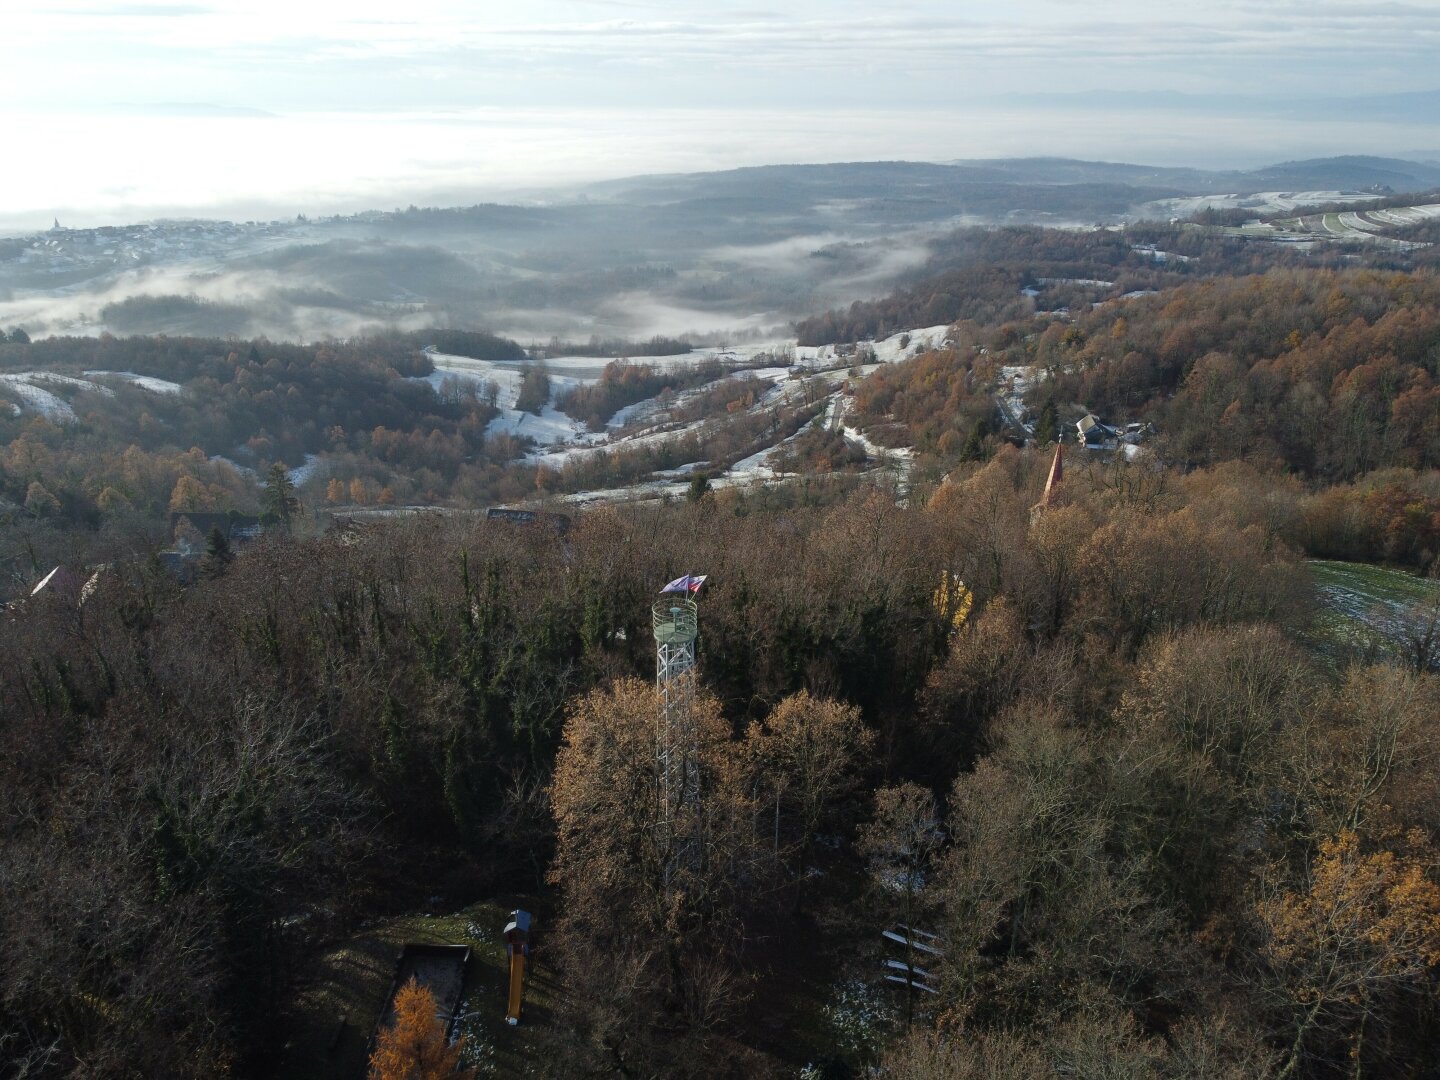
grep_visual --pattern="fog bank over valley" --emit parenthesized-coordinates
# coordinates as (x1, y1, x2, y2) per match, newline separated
(9, 154, 1440, 346)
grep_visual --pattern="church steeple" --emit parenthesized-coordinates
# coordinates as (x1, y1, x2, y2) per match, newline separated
(1031, 443, 1064, 521)
(1040, 443, 1063, 508)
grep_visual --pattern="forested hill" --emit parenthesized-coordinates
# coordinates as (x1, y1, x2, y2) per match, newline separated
(4, 460, 1439, 1077)
(0, 330, 524, 540)
(793, 222, 1305, 346)
(1037, 270, 1440, 475)
(794, 213, 1440, 348)
(846, 266, 1440, 481)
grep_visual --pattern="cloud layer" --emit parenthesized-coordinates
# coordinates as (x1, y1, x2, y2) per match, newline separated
(4, 1, 1440, 226)
(12, 0, 1440, 108)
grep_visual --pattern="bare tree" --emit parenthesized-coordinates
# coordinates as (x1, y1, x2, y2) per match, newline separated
(858, 784, 944, 1030)
(1394, 591, 1440, 673)
(746, 690, 873, 911)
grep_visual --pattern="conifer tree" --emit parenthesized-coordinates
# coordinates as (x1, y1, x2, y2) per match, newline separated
(263, 463, 300, 529)
(1033, 400, 1059, 446)
(368, 979, 473, 1080)
(202, 525, 234, 578)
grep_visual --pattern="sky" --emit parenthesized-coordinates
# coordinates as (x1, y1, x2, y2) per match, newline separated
(4, 0, 1440, 229)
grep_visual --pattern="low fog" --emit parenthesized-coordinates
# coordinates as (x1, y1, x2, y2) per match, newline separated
(0, 229, 948, 346)
(2, 162, 1109, 345)
(8, 155, 1440, 347)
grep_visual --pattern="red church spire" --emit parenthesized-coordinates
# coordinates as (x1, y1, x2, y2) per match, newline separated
(1038, 443, 1063, 510)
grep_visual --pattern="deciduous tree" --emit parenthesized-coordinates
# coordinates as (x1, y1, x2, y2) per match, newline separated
(858, 783, 944, 1029)
(548, 679, 770, 1063)
(747, 690, 873, 910)
(1259, 830, 1440, 1077)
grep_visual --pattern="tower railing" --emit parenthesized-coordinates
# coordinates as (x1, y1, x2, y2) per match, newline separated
(652, 597, 698, 646)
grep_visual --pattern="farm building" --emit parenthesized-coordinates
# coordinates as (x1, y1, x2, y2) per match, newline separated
(168, 511, 263, 546)
(1076, 413, 1121, 449)
(1076, 414, 1154, 453)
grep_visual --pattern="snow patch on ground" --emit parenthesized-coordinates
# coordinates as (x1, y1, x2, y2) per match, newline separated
(0, 372, 105, 420)
(0, 376, 72, 419)
(287, 453, 324, 486)
(419, 324, 950, 505)
(489, 367, 592, 447)
(84, 370, 184, 394)
(1149, 191, 1380, 217)
(490, 403, 591, 446)
(722, 395, 839, 481)
(1131, 245, 1190, 263)
(210, 454, 259, 481)
(997, 364, 1046, 434)
(27, 372, 114, 396)
(0, 370, 141, 421)
(555, 478, 691, 507)
(607, 397, 660, 431)
(652, 461, 711, 478)
(1337, 212, 1385, 234)
(1311, 559, 1440, 642)
(793, 325, 952, 367)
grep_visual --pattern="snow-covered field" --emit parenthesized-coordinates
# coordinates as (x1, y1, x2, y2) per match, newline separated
(1295, 205, 1440, 246)
(793, 325, 953, 367)
(422, 324, 951, 455)
(1337, 212, 1384, 235)
(1367, 203, 1440, 227)
(287, 453, 325, 486)
(0, 371, 119, 421)
(423, 324, 951, 506)
(0, 376, 75, 421)
(1187, 200, 1440, 247)
(0, 368, 184, 421)
(1149, 191, 1380, 218)
(1131, 245, 1190, 263)
(84, 370, 184, 394)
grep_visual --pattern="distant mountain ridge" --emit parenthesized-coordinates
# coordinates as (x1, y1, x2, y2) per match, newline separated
(581, 156, 1440, 214)
(942, 155, 1440, 193)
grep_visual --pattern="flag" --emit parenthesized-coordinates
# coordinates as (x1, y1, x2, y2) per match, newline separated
(660, 574, 707, 594)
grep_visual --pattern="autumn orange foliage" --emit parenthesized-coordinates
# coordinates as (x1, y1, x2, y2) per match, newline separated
(1262, 830, 1440, 985)
(368, 978, 474, 1080)
(1260, 830, 1440, 1074)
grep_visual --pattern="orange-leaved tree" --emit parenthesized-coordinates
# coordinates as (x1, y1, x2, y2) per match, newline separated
(368, 978, 474, 1080)
(1259, 830, 1440, 1078)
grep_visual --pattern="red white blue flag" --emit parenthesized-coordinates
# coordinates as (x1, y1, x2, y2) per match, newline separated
(661, 574, 707, 594)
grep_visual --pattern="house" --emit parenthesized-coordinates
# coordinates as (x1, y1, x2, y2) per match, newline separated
(1076, 414, 1156, 455)
(1076, 413, 1122, 449)
(168, 511, 263, 547)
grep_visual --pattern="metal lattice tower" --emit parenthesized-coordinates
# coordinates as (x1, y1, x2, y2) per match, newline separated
(652, 595, 700, 854)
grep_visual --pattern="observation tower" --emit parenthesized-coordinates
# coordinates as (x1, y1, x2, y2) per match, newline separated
(652, 578, 703, 855)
